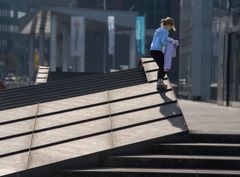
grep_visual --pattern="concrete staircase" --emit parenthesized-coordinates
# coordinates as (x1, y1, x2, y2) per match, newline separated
(0, 58, 188, 177)
(57, 133, 240, 177)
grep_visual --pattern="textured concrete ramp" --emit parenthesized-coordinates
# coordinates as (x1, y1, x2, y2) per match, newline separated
(0, 58, 187, 177)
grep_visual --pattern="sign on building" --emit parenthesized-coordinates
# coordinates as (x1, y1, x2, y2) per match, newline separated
(136, 16, 145, 56)
(70, 16, 85, 57)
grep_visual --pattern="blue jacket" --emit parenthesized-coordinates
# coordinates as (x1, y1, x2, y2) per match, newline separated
(150, 27, 169, 52)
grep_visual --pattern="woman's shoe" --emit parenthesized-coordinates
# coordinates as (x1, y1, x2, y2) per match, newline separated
(156, 79, 168, 90)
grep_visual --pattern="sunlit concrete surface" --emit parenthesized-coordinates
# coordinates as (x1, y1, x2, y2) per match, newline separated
(179, 99, 240, 134)
(0, 58, 188, 176)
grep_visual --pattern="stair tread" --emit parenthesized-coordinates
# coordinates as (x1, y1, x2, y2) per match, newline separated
(189, 132, 240, 136)
(62, 168, 240, 175)
(155, 143, 240, 147)
(110, 155, 240, 160)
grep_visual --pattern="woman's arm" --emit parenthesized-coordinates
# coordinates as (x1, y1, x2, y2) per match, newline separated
(161, 30, 169, 53)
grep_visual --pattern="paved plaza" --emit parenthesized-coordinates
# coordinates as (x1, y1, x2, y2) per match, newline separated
(179, 99, 240, 134)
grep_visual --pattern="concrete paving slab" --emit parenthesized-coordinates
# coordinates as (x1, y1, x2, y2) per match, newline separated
(28, 116, 186, 169)
(29, 133, 113, 168)
(0, 135, 31, 156)
(178, 99, 240, 134)
(0, 92, 108, 123)
(0, 152, 28, 176)
(0, 119, 35, 139)
(110, 91, 176, 114)
(111, 103, 182, 129)
(37, 92, 108, 115)
(0, 106, 186, 175)
(114, 116, 187, 147)
(30, 110, 184, 150)
(0, 87, 176, 139)
(108, 82, 156, 100)
(0, 104, 109, 138)
(30, 103, 182, 148)
(0, 104, 38, 123)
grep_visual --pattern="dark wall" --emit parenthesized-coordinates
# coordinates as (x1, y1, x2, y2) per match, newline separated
(85, 31, 130, 73)
(77, 0, 180, 29)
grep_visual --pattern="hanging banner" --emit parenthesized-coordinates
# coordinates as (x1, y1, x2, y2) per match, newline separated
(136, 16, 145, 55)
(71, 16, 85, 57)
(108, 16, 115, 55)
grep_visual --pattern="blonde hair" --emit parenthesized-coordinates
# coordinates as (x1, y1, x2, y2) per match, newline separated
(161, 17, 176, 31)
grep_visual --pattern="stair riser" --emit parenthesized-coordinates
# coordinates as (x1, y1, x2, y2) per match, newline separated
(56, 172, 240, 177)
(146, 145, 240, 156)
(105, 158, 240, 170)
(190, 134, 240, 144)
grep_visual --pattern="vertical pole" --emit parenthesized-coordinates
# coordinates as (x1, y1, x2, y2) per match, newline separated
(217, 32, 225, 105)
(62, 22, 68, 72)
(39, 11, 47, 66)
(77, 17, 85, 72)
(103, 0, 107, 10)
(103, 32, 106, 72)
(50, 13, 57, 71)
(226, 0, 231, 106)
(29, 17, 38, 81)
(103, 0, 107, 72)
(226, 33, 231, 106)
(29, 36, 34, 80)
(129, 30, 136, 68)
(112, 54, 115, 69)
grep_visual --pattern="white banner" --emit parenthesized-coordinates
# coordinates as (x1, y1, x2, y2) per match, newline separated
(108, 16, 115, 55)
(71, 16, 85, 57)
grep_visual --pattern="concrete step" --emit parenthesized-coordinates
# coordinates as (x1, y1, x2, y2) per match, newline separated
(146, 143, 240, 156)
(104, 155, 240, 170)
(0, 68, 147, 110)
(189, 133, 240, 144)
(54, 133, 240, 177)
(57, 168, 240, 177)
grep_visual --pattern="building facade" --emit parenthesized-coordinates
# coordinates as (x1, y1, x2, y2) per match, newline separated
(213, 0, 240, 107)
(1, 0, 180, 86)
(77, 0, 180, 83)
(0, 1, 22, 79)
(0, 0, 77, 83)
(179, 0, 240, 107)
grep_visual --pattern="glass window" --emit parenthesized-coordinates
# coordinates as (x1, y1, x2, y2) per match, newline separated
(10, 10, 14, 18)
(18, 11, 26, 19)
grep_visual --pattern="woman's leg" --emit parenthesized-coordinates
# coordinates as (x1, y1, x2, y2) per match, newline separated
(151, 51, 162, 80)
(151, 50, 167, 89)
(158, 52, 165, 80)
(151, 51, 165, 80)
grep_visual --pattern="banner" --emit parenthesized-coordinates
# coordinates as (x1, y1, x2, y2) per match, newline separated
(136, 16, 145, 55)
(108, 16, 115, 55)
(71, 16, 85, 57)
